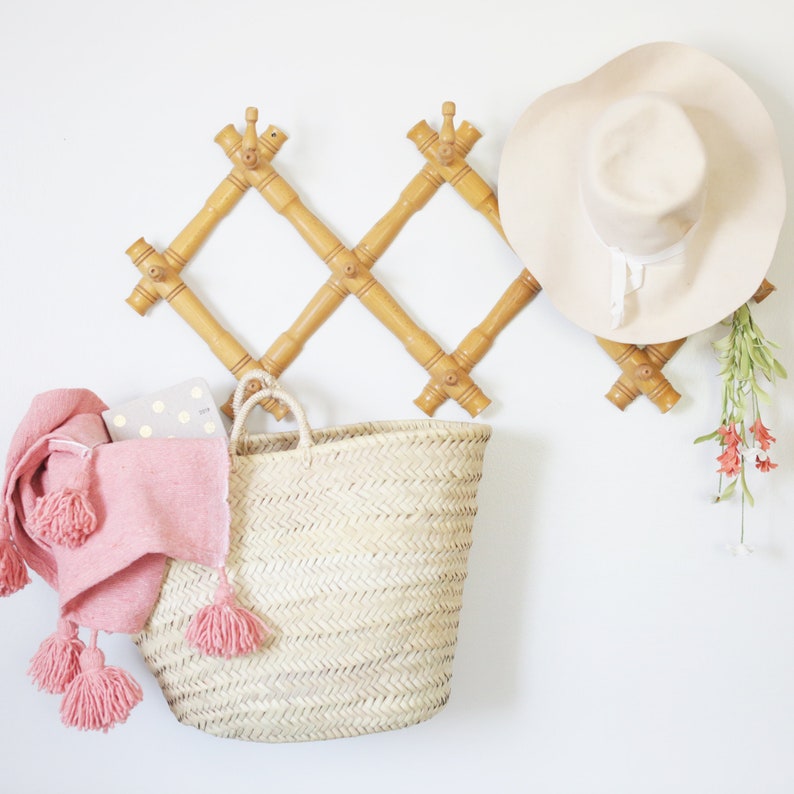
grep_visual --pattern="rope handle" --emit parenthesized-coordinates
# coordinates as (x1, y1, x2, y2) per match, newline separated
(231, 369, 278, 417)
(229, 370, 314, 456)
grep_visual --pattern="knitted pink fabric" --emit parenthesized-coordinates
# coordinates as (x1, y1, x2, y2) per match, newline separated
(3, 389, 230, 634)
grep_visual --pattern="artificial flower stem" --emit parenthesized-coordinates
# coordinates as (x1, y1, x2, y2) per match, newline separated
(740, 487, 745, 544)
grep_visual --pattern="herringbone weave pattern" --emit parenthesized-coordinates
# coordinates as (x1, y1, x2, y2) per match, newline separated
(135, 417, 490, 742)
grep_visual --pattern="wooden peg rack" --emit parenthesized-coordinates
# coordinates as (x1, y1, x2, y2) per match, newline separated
(123, 104, 776, 417)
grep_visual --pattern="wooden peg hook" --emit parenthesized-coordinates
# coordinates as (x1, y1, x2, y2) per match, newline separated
(242, 107, 259, 169)
(437, 102, 456, 166)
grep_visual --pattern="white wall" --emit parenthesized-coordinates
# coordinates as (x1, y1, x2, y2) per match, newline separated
(1, 1, 793, 792)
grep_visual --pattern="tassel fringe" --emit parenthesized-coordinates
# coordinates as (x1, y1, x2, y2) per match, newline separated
(60, 632, 142, 732)
(185, 569, 270, 659)
(0, 537, 31, 596)
(28, 619, 86, 694)
(30, 488, 98, 548)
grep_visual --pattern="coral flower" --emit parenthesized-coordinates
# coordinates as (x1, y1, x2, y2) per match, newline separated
(755, 455, 778, 473)
(717, 422, 743, 447)
(749, 418, 776, 451)
(716, 445, 742, 477)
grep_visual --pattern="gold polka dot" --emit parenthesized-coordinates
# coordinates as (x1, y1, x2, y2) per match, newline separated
(203, 421, 216, 435)
(112, 414, 127, 428)
(190, 386, 203, 399)
(178, 411, 191, 424)
(152, 400, 165, 414)
(139, 425, 153, 438)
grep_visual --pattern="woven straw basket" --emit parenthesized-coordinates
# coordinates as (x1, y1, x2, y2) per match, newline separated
(135, 371, 491, 743)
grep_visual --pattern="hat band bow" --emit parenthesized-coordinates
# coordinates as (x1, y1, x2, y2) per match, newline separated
(608, 236, 689, 329)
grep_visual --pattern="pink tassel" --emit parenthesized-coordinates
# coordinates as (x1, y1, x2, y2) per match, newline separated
(30, 450, 98, 548)
(60, 632, 142, 732)
(30, 487, 97, 548)
(0, 537, 31, 596)
(28, 619, 86, 694)
(185, 568, 270, 659)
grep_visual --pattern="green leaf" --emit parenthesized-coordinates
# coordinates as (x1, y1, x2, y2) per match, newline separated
(694, 430, 721, 444)
(748, 344, 772, 371)
(713, 337, 732, 352)
(720, 477, 738, 500)
(752, 382, 771, 404)
(773, 359, 788, 379)
(739, 347, 751, 378)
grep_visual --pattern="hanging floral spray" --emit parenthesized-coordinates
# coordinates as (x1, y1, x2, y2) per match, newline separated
(695, 303, 786, 554)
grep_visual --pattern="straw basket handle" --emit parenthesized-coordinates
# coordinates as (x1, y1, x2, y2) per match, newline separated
(229, 370, 314, 455)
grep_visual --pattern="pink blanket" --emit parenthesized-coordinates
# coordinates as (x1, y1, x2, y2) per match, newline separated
(3, 388, 230, 634)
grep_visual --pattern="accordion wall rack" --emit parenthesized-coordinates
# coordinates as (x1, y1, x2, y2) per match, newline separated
(123, 104, 776, 417)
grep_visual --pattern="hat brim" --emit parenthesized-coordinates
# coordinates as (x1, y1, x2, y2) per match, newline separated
(498, 41, 786, 344)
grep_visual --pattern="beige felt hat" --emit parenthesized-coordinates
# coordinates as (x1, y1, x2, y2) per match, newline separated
(498, 42, 786, 344)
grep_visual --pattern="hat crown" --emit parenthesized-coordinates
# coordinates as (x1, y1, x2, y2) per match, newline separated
(581, 92, 707, 256)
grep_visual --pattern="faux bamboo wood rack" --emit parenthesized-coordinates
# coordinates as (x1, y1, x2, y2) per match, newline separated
(124, 104, 775, 417)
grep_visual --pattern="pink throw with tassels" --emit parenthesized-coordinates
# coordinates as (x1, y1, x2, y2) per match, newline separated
(3, 388, 231, 634)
